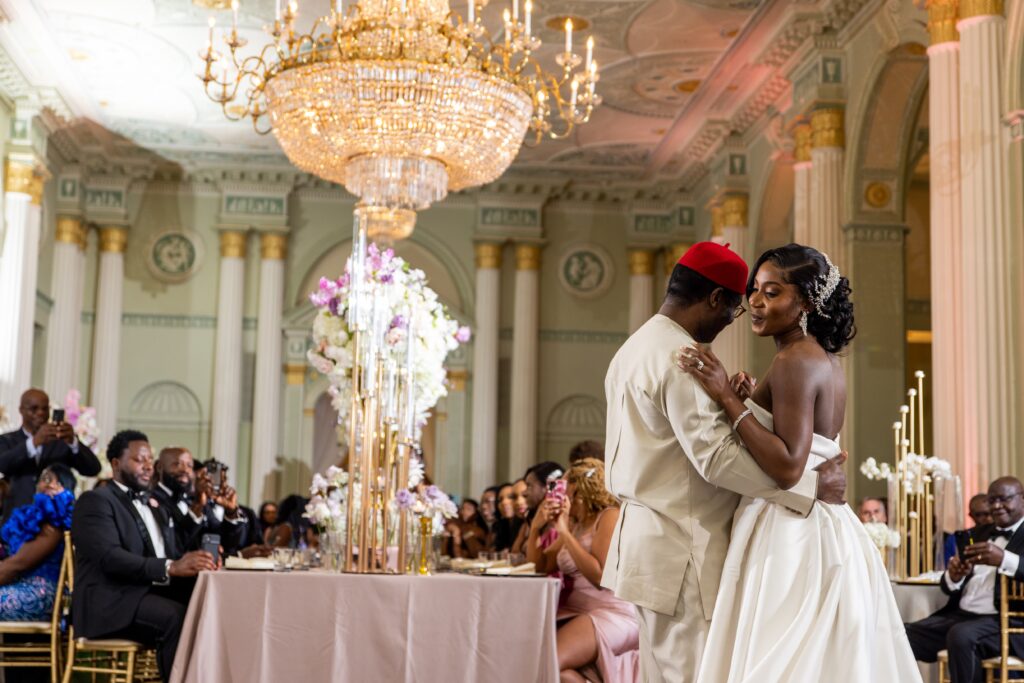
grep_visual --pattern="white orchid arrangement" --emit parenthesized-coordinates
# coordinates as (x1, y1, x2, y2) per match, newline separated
(307, 244, 470, 444)
(863, 522, 901, 551)
(393, 484, 458, 534)
(304, 459, 428, 532)
(860, 454, 953, 489)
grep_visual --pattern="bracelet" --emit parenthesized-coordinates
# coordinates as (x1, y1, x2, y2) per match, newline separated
(732, 409, 753, 432)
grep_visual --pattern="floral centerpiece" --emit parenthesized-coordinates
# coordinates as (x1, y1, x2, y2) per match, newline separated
(307, 244, 470, 442)
(393, 484, 458, 574)
(304, 459, 427, 533)
(863, 522, 901, 554)
(64, 389, 100, 451)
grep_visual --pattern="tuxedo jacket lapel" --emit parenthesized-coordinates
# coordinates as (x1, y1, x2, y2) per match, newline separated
(109, 484, 157, 558)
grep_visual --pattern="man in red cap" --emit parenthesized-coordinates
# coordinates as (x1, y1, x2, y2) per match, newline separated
(599, 242, 847, 683)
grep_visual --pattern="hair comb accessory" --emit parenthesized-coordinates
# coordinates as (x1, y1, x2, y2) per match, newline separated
(809, 253, 840, 318)
(585, 468, 596, 478)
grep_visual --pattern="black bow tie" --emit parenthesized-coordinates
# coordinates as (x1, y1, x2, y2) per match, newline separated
(129, 489, 151, 505)
(991, 528, 1014, 541)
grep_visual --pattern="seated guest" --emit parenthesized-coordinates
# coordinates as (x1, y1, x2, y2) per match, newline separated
(478, 486, 500, 551)
(269, 495, 311, 548)
(494, 483, 520, 552)
(944, 494, 994, 563)
(0, 464, 76, 620)
(529, 458, 638, 683)
(0, 389, 101, 523)
(192, 459, 247, 555)
(258, 501, 279, 544)
(568, 440, 604, 463)
(447, 499, 487, 559)
(151, 448, 246, 557)
(71, 430, 217, 681)
(512, 462, 563, 554)
(857, 496, 888, 524)
(905, 476, 1024, 683)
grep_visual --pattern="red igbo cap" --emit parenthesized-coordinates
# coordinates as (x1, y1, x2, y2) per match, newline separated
(677, 241, 748, 295)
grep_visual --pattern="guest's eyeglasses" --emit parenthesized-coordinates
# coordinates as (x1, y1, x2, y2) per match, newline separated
(987, 493, 1022, 507)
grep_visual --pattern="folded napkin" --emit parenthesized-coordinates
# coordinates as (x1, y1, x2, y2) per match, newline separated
(484, 562, 537, 576)
(225, 556, 276, 571)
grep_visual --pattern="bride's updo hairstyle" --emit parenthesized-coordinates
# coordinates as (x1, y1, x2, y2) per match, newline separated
(746, 243, 856, 354)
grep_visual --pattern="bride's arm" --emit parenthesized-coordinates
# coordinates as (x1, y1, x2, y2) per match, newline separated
(680, 347, 815, 489)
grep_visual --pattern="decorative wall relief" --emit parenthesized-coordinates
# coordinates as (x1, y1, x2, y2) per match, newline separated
(145, 229, 204, 284)
(558, 244, 615, 299)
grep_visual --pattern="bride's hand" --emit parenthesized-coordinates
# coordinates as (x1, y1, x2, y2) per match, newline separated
(730, 372, 757, 400)
(678, 345, 731, 404)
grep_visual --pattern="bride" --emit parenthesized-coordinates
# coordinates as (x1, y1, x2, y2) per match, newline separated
(678, 244, 921, 683)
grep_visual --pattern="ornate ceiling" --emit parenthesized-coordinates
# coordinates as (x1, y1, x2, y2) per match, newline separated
(0, 0, 873, 190)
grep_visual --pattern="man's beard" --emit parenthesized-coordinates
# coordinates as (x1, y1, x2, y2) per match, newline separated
(121, 469, 150, 493)
(161, 472, 193, 498)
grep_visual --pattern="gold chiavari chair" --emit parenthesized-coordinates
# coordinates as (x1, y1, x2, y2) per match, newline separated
(937, 649, 951, 683)
(981, 575, 1024, 683)
(61, 532, 161, 683)
(0, 529, 70, 683)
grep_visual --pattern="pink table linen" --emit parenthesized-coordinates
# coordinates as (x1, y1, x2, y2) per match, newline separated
(169, 570, 560, 683)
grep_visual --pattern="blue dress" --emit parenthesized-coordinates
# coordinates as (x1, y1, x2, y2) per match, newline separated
(0, 491, 74, 621)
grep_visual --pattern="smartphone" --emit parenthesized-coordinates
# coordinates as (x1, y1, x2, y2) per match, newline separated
(52, 408, 65, 424)
(546, 479, 567, 506)
(954, 529, 974, 558)
(201, 533, 221, 565)
(206, 462, 224, 495)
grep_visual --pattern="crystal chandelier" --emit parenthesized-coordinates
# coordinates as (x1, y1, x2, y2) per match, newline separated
(199, 0, 600, 240)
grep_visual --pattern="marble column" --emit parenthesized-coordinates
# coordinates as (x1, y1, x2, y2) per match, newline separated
(469, 242, 501, 496)
(69, 225, 88, 394)
(957, 0, 1017, 483)
(210, 230, 248, 474)
(250, 232, 287, 505)
(926, 2, 967, 487)
(715, 195, 751, 374)
(90, 227, 128, 441)
(809, 108, 846, 267)
(0, 160, 43, 413)
(44, 217, 86, 403)
(627, 249, 655, 333)
(509, 243, 541, 480)
(792, 123, 813, 245)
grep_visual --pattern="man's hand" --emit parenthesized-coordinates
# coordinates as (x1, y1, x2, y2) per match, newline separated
(168, 550, 217, 577)
(190, 471, 212, 516)
(54, 421, 76, 445)
(214, 485, 240, 518)
(813, 451, 847, 505)
(31, 423, 58, 448)
(963, 541, 1004, 567)
(947, 554, 974, 582)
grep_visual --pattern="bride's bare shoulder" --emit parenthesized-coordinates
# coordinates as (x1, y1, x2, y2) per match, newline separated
(767, 339, 832, 376)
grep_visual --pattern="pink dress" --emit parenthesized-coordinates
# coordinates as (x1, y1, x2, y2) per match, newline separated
(557, 513, 640, 683)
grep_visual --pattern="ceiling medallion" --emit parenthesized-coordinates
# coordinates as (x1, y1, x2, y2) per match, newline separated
(199, 0, 601, 244)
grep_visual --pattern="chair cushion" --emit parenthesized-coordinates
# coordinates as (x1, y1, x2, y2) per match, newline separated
(76, 638, 144, 652)
(981, 655, 1024, 668)
(0, 621, 52, 633)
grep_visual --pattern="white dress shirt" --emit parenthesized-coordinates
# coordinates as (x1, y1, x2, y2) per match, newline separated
(156, 482, 204, 524)
(945, 516, 1023, 615)
(113, 480, 167, 559)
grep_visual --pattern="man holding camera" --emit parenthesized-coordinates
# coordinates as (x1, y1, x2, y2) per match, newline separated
(0, 388, 101, 522)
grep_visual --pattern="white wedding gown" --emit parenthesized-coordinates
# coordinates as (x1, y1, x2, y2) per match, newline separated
(697, 400, 922, 683)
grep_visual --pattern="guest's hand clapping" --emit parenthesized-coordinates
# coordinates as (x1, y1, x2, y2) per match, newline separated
(947, 554, 973, 582)
(679, 346, 732, 405)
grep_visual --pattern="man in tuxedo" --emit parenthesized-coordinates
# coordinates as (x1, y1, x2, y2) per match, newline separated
(0, 388, 101, 522)
(71, 430, 217, 681)
(151, 447, 246, 555)
(905, 476, 1024, 683)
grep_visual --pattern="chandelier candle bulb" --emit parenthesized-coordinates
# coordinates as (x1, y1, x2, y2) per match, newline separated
(512, 0, 518, 22)
(523, 1, 530, 36)
(232, 0, 238, 30)
(468, 0, 474, 24)
(565, 18, 573, 53)
(585, 36, 593, 70)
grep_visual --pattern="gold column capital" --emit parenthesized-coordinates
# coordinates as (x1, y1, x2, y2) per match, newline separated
(220, 230, 248, 259)
(98, 226, 128, 253)
(958, 0, 1002, 19)
(474, 242, 503, 269)
(56, 217, 82, 247)
(5, 159, 46, 205)
(627, 249, 655, 276)
(793, 123, 813, 162)
(722, 194, 749, 228)
(663, 242, 692, 277)
(928, 0, 960, 43)
(259, 232, 288, 260)
(710, 206, 725, 238)
(514, 243, 542, 271)
(283, 363, 306, 385)
(811, 108, 845, 149)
